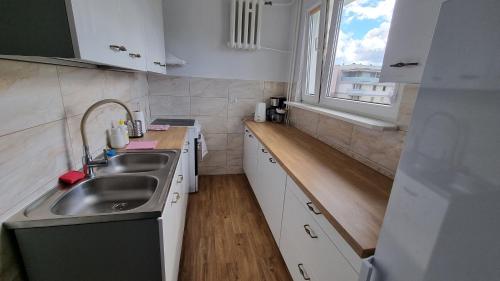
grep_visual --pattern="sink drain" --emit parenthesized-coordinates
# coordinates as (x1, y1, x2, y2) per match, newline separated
(112, 202, 128, 211)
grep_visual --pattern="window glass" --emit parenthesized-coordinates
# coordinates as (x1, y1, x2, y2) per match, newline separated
(305, 6, 321, 97)
(326, 0, 397, 106)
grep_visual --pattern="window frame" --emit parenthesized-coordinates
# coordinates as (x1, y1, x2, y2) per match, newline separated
(299, 0, 328, 104)
(298, 0, 402, 123)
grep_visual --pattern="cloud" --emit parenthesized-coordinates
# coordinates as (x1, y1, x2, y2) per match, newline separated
(334, 0, 395, 66)
(344, 0, 395, 22)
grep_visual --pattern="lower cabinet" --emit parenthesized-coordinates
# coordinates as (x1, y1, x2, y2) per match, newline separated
(243, 126, 360, 281)
(159, 154, 188, 281)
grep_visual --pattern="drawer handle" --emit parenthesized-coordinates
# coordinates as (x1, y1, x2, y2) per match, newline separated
(129, 53, 142, 58)
(171, 192, 181, 203)
(245, 129, 249, 133)
(109, 44, 127, 51)
(297, 264, 311, 280)
(269, 157, 276, 164)
(389, 62, 419, 68)
(261, 148, 268, 153)
(306, 202, 321, 215)
(249, 134, 253, 138)
(177, 175, 184, 183)
(304, 224, 318, 239)
(154, 61, 166, 67)
(183, 149, 189, 153)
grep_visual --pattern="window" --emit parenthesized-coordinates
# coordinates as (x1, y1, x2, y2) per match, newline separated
(297, 0, 401, 122)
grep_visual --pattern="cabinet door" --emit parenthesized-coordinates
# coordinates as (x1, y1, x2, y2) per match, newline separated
(119, 0, 147, 71)
(143, 0, 167, 74)
(67, 0, 128, 67)
(243, 128, 259, 188)
(380, 0, 446, 83)
(281, 189, 358, 281)
(256, 147, 287, 243)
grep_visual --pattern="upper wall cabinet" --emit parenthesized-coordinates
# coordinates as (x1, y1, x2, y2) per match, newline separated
(0, 0, 166, 73)
(143, 0, 167, 74)
(380, 0, 447, 84)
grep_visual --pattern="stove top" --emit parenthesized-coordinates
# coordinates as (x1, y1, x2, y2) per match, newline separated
(151, 119, 196, 127)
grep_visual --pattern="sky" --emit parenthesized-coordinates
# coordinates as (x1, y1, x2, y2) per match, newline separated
(334, 0, 396, 67)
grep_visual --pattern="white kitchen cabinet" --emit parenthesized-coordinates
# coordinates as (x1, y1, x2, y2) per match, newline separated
(159, 154, 188, 281)
(255, 145, 287, 243)
(67, 0, 146, 70)
(380, 0, 446, 83)
(143, 0, 168, 74)
(281, 187, 358, 281)
(243, 128, 259, 188)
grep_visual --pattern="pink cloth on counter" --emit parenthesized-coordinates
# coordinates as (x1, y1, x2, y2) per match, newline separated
(126, 140, 158, 150)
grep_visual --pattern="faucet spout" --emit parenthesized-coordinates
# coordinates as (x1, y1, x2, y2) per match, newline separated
(80, 99, 135, 177)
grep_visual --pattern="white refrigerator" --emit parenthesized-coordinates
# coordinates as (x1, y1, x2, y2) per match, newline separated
(360, 0, 500, 280)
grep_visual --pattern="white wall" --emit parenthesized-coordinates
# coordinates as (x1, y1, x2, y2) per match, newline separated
(163, 0, 297, 82)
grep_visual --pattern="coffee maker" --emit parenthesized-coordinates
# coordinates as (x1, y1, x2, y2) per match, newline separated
(266, 96, 287, 123)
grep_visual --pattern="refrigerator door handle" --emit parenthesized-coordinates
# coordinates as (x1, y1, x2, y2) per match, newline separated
(358, 256, 374, 281)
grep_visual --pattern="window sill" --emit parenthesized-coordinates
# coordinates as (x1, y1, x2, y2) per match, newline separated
(286, 101, 398, 131)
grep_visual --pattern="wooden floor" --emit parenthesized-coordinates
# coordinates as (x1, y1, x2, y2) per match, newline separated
(178, 175, 292, 281)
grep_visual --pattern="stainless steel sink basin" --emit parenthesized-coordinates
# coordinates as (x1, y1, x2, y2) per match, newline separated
(96, 153, 170, 174)
(6, 150, 180, 229)
(51, 176, 158, 216)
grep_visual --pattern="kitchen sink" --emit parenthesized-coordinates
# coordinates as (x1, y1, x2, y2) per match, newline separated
(6, 150, 180, 228)
(51, 176, 158, 216)
(96, 153, 170, 174)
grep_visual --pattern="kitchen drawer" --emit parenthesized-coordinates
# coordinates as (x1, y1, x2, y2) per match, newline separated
(281, 189, 358, 281)
(286, 179, 362, 273)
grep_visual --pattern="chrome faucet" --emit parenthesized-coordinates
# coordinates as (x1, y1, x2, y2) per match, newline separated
(80, 99, 135, 178)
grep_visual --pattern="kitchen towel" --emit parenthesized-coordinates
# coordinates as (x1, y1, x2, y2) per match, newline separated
(126, 140, 158, 150)
(199, 133, 208, 159)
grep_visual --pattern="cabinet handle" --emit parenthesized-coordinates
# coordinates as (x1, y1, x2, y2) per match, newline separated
(306, 202, 321, 215)
(269, 157, 276, 164)
(297, 264, 311, 280)
(261, 148, 268, 153)
(154, 61, 166, 67)
(171, 192, 181, 203)
(249, 134, 253, 138)
(390, 62, 419, 68)
(303, 224, 318, 239)
(129, 53, 142, 58)
(183, 149, 189, 153)
(177, 175, 184, 183)
(109, 45, 127, 51)
(245, 129, 249, 133)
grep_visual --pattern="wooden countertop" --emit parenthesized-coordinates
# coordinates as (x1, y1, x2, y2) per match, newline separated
(121, 127, 188, 150)
(245, 121, 392, 257)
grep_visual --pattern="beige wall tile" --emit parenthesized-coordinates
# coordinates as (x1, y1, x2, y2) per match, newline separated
(0, 120, 71, 217)
(264, 81, 287, 99)
(150, 96, 190, 116)
(148, 75, 189, 96)
(200, 151, 227, 167)
(199, 166, 227, 175)
(227, 150, 243, 166)
(58, 66, 105, 117)
(227, 117, 245, 133)
(316, 116, 353, 148)
(350, 126, 406, 172)
(190, 78, 230, 98)
(190, 97, 227, 117)
(227, 134, 244, 151)
(196, 116, 228, 134)
(103, 71, 135, 101)
(205, 133, 227, 151)
(228, 99, 258, 117)
(0, 60, 64, 136)
(289, 108, 319, 137)
(228, 80, 264, 100)
(226, 166, 244, 174)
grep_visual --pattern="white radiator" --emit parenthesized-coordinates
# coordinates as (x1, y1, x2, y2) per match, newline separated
(228, 0, 263, 50)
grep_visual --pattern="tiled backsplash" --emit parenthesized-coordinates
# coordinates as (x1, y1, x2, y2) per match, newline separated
(0, 59, 149, 280)
(289, 84, 419, 178)
(148, 74, 287, 175)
